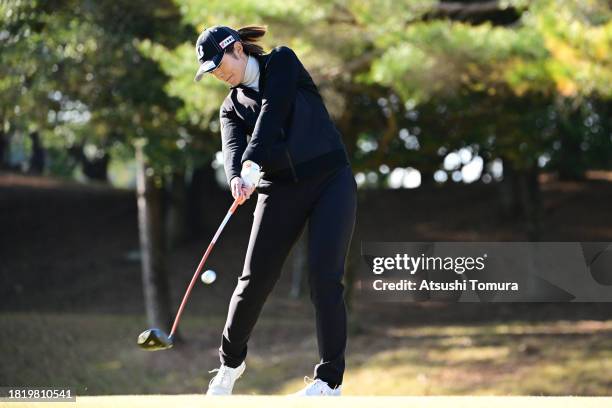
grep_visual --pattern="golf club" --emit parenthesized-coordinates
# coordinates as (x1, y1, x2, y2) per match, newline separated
(137, 196, 242, 351)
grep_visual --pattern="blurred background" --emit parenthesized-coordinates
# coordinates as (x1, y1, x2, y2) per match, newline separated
(1, 0, 611, 396)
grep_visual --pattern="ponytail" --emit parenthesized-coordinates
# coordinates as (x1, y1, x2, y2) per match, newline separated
(235, 25, 267, 55)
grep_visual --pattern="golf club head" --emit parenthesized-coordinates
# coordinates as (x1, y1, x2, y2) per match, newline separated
(137, 328, 173, 351)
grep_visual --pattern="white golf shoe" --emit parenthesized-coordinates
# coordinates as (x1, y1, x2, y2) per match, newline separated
(290, 376, 342, 396)
(205, 361, 246, 395)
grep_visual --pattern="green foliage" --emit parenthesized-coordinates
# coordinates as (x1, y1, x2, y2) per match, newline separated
(368, 14, 550, 101)
(1, 0, 610, 183)
(354, 0, 611, 176)
(1, 0, 194, 177)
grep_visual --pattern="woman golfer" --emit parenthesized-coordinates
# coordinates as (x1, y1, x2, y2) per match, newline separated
(194, 25, 357, 396)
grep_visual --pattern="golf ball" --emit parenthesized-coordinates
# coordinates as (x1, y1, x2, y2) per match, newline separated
(201, 269, 216, 284)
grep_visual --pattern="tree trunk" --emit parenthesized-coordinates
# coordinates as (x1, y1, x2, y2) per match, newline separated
(419, 168, 435, 187)
(68, 143, 110, 182)
(166, 169, 188, 250)
(0, 128, 7, 169)
(557, 134, 585, 181)
(556, 105, 586, 181)
(82, 151, 109, 182)
(497, 159, 542, 240)
(136, 143, 173, 332)
(497, 158, 521, 219)
(517, 166, 542, 241)
(28, 131, 46, 174)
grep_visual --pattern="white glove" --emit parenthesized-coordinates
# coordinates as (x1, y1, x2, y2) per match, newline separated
(240, 160, 263, 189)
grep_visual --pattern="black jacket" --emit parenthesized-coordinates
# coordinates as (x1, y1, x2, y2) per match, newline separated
(219, 46, 350, 185)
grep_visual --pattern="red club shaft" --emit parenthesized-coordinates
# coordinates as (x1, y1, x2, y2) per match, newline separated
(169, 198, 241, 339)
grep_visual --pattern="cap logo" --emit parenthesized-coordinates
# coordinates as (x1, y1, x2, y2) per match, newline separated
(219, 35, 235, 49)
(197, 44, 205, 59)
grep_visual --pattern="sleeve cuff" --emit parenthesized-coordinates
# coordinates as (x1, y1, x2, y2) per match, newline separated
(228, 174, 241, 187)
(241, 147, 266, 170)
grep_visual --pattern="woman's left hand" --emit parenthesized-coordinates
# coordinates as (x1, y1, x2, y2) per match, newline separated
(240, 160, 263, 189)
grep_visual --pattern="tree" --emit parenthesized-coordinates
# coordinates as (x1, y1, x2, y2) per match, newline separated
(1, 0, 199, 332)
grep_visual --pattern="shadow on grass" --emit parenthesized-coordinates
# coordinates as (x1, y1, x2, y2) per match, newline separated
(1, 312, 611, 396)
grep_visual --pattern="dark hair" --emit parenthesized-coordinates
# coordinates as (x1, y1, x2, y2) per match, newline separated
(227, 25, 267, 56)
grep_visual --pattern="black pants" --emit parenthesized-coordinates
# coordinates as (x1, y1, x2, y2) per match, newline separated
(218, 163, 357, 388)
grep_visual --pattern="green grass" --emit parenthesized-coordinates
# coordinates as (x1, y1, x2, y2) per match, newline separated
(1, 313, 611, 396)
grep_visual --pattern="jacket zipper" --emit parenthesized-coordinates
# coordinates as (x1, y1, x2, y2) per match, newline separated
(280, 128, 299, 183)
(285, 148, 299, 183)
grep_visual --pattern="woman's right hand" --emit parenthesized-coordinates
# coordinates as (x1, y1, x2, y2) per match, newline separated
(230, 176, 255, 205)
